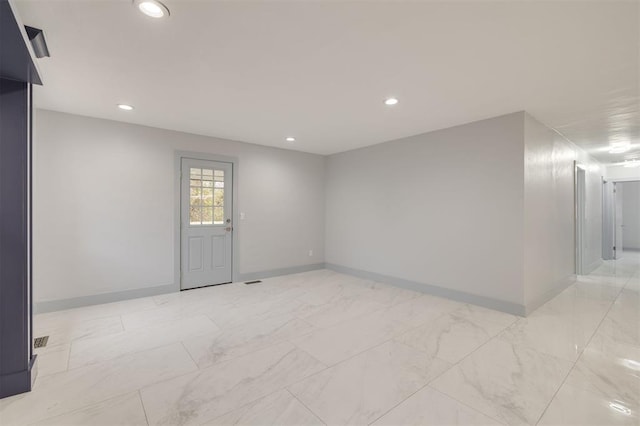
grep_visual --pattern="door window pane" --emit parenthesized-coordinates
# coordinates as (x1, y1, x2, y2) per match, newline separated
(202, 207, 213, 225)
(190, 206, 201, 224)
(214, 207, 224, 224)
(214, 188, 224, 207)
(202, 188, 213, 206)
(190, 168, 201, 179)
(189, 167, 226, 225)
(190, 186, 202, 207)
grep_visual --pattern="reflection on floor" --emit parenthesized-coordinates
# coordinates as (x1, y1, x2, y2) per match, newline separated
(1, 253, 638, 425)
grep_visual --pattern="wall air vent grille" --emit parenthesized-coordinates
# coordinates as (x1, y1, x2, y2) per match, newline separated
(34, 336, 49, 348)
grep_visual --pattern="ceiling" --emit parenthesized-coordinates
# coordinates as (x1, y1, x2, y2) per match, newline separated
(15, 0, 640, 161)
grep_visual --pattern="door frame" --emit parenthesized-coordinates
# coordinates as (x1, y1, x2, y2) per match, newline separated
(613, 182, 622, 260)
(174, 151, 240, 289)
(602, 178, 615, 261)
(574, 162, 587, 274)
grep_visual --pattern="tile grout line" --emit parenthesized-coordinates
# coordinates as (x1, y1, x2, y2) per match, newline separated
(138, 389, 151, 426)
(180, 340, 201, 369)
(428, 386, 508, 425)
(286, 389, 328, 425)
(65, 338, 72, 373)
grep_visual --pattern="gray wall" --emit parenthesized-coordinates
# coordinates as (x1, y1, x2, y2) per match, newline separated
(326, 113, 526, 309)
(33, 110, 325, 306)
(620, 181, 640, 250)
(34, 109, 604, 315)
(522, 113, 602, 311)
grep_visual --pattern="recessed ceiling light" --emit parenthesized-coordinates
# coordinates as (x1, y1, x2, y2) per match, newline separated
(134, 0, 170, 19)
(609, 140, 631, 154)
(117, 104, 134, 111)
(384, 98, 399, 106)
(285, 137, 296, 142)
(609, 401, 631, 415)
(609, 146, 630, 154)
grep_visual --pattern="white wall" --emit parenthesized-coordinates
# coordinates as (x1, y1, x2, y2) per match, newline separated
(326, 113, 526, 310)
(620, 181, 640, 250)
(523, 114, 602, 310)
(606, 164, 640, 181)
(34, 110, 325, 304)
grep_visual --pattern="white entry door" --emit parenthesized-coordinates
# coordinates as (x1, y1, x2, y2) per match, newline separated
(181, 158, 233, 289)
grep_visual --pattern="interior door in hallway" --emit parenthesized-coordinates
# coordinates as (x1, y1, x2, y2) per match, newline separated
(575, 166, 586, 274)
(614, 182, 624, 259)
(181, 158, 233, 289)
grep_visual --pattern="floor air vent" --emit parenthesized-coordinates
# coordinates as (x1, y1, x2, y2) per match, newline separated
(34, 336, 49, 348)
(244, 280, 262, 285)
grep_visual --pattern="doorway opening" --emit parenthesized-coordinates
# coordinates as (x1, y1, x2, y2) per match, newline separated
(603, 179, 640, 261)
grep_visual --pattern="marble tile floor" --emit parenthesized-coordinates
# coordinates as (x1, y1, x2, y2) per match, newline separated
(1, 253, 639, 425)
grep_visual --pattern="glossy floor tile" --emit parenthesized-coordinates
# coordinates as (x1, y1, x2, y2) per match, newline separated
(395, 305, 515, 364)
(140, 342, 325, 425)
(1, 255, 639, 425)
(431, 336, 574, 425)
(182, 313, 315, 368)
(289, 341, 451, 425)
(0, 343, 197, 425)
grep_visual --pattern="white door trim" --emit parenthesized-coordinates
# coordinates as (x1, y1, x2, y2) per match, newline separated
(174, 151, 240, 289)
